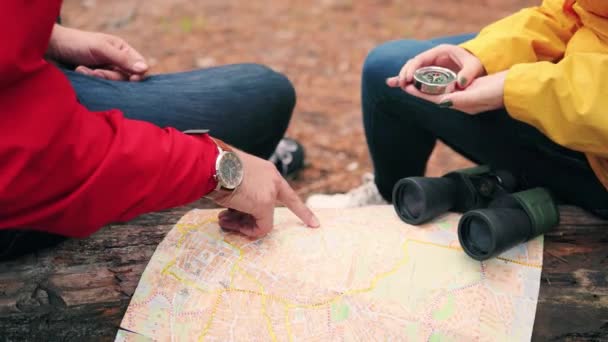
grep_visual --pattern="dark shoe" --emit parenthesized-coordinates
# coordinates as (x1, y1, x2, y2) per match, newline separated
(269, 137, 305, 179)
(0, 230, 67, 261)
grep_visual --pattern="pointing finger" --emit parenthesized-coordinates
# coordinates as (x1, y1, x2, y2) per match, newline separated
(277, 178, 320, 228)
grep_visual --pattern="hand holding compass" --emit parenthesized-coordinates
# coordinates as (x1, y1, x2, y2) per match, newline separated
(412, 66, 457, 95)
(386, 44, 485, 93)
(385, 44, 506, 115)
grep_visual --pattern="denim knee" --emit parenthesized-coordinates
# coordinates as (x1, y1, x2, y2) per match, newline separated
(229, 64, 295, 157)
(240, 63, 296, 121)
(362, 40, 429, 92)
(362, 40, 431, 124)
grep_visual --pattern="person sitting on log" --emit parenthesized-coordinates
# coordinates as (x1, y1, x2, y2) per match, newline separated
(0, 0, 320, 260)
(306, 0, 608, 220)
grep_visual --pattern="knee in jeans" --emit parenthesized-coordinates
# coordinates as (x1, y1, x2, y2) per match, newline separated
(362, 40, 423, 123)
(242, 63, 296, 116)
(236, 64, 295, 146)
(362, 40, 420, 90)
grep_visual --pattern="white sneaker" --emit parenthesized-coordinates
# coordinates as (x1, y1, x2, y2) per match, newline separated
(305, 173, 388, 208)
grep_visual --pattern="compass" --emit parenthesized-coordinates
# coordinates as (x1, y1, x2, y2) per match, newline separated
(413, 66, 457, 95)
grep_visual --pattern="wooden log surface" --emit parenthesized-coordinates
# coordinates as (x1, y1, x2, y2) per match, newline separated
(0, 202, 607, 341)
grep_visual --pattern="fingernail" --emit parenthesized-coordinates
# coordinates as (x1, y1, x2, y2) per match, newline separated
(459, 77, 467, 87)
(133, 61, 148, 72)
(438, 100, 453, 108)
(310, 215, 320, 228)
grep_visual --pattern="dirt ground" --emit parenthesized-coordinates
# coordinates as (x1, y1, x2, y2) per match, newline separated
(61, 0, 537, 198)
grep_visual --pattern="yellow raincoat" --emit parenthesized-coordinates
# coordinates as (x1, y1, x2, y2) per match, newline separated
(459, 0, 608, 190)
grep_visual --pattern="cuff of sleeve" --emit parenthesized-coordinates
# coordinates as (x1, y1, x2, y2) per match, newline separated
(188, 132, 220, 197)
(459, 38, 506, 75)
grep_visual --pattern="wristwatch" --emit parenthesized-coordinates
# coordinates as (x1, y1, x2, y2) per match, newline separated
(182, 129, 244, 200)
(205, 137, 244, 200)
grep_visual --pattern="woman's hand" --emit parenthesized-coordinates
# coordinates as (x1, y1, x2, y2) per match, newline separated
(386, 44, 486, 90)
(404, 70, 508, 115)
(47, 24, 148, 81)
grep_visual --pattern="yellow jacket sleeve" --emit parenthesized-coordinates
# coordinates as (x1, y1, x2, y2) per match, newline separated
(504, 52, 608, 158)
(459, 0, 578, 74)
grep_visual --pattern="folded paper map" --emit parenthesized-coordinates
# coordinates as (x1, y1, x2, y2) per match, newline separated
(116, 205, 543, 341)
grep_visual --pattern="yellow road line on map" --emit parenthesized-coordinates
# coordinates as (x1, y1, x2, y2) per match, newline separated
(409, 239, 462, 251)
(495, 257, 542, 268)
(342, 241, 410, 297)
(166, 270, 209, 294)
(199, 291, 224, 341)
(284, 304, 293, 342)
(237, 265, 278, 342)
(164, 217, 541, 340)
(171, 227, 277, 342)
(161, 260, 177, 276)
(176, 219, 216, 247)
(228, 244, 244, 286)
(409, 239, 542, 269)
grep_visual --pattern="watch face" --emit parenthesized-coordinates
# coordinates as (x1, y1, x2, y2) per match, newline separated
(217, 152, 243, 189)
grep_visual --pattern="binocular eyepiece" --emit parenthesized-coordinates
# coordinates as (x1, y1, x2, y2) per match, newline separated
(392, 166, 559, 261)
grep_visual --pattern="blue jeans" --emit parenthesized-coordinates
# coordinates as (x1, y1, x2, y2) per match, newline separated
(362, 34, 608, 217)
(62, 63, 295, 159)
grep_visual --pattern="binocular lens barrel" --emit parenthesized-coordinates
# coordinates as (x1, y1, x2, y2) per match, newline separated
(462, 216, 493, 255)
(392, 168, 558, 261)
(393, 177, 458, 225)
(458, 208, 532, 261)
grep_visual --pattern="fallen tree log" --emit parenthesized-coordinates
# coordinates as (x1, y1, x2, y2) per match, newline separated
(0, 202, 606, 341)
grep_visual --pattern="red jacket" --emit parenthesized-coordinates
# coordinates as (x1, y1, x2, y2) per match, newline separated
(0, 0, 219, 237)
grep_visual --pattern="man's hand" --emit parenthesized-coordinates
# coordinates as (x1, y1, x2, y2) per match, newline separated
(47, 24, 148, 81)
(403, 70, 508, 115)
(386, 44, 486, 90)
(212, 150, 320, 239)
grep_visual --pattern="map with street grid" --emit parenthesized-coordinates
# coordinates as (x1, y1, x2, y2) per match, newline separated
(116, 205, 543, 341)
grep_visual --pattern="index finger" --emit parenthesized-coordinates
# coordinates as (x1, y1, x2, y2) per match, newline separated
(93, 68, 129, 81)
(396, 59, 412, 89)
(277, 179, 320, 228)
(105, 36, 149, 75)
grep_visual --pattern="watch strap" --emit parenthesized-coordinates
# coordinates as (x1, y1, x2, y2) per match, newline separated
(182, 130, 238, 200)
(210, 137, 233, 153)
(207, 137, 240, 199)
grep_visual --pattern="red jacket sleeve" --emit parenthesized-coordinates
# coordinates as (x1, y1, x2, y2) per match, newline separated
(0, 0, 219, 237)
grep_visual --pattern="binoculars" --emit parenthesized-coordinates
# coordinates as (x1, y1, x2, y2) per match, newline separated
(392, 166, 559, 261)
